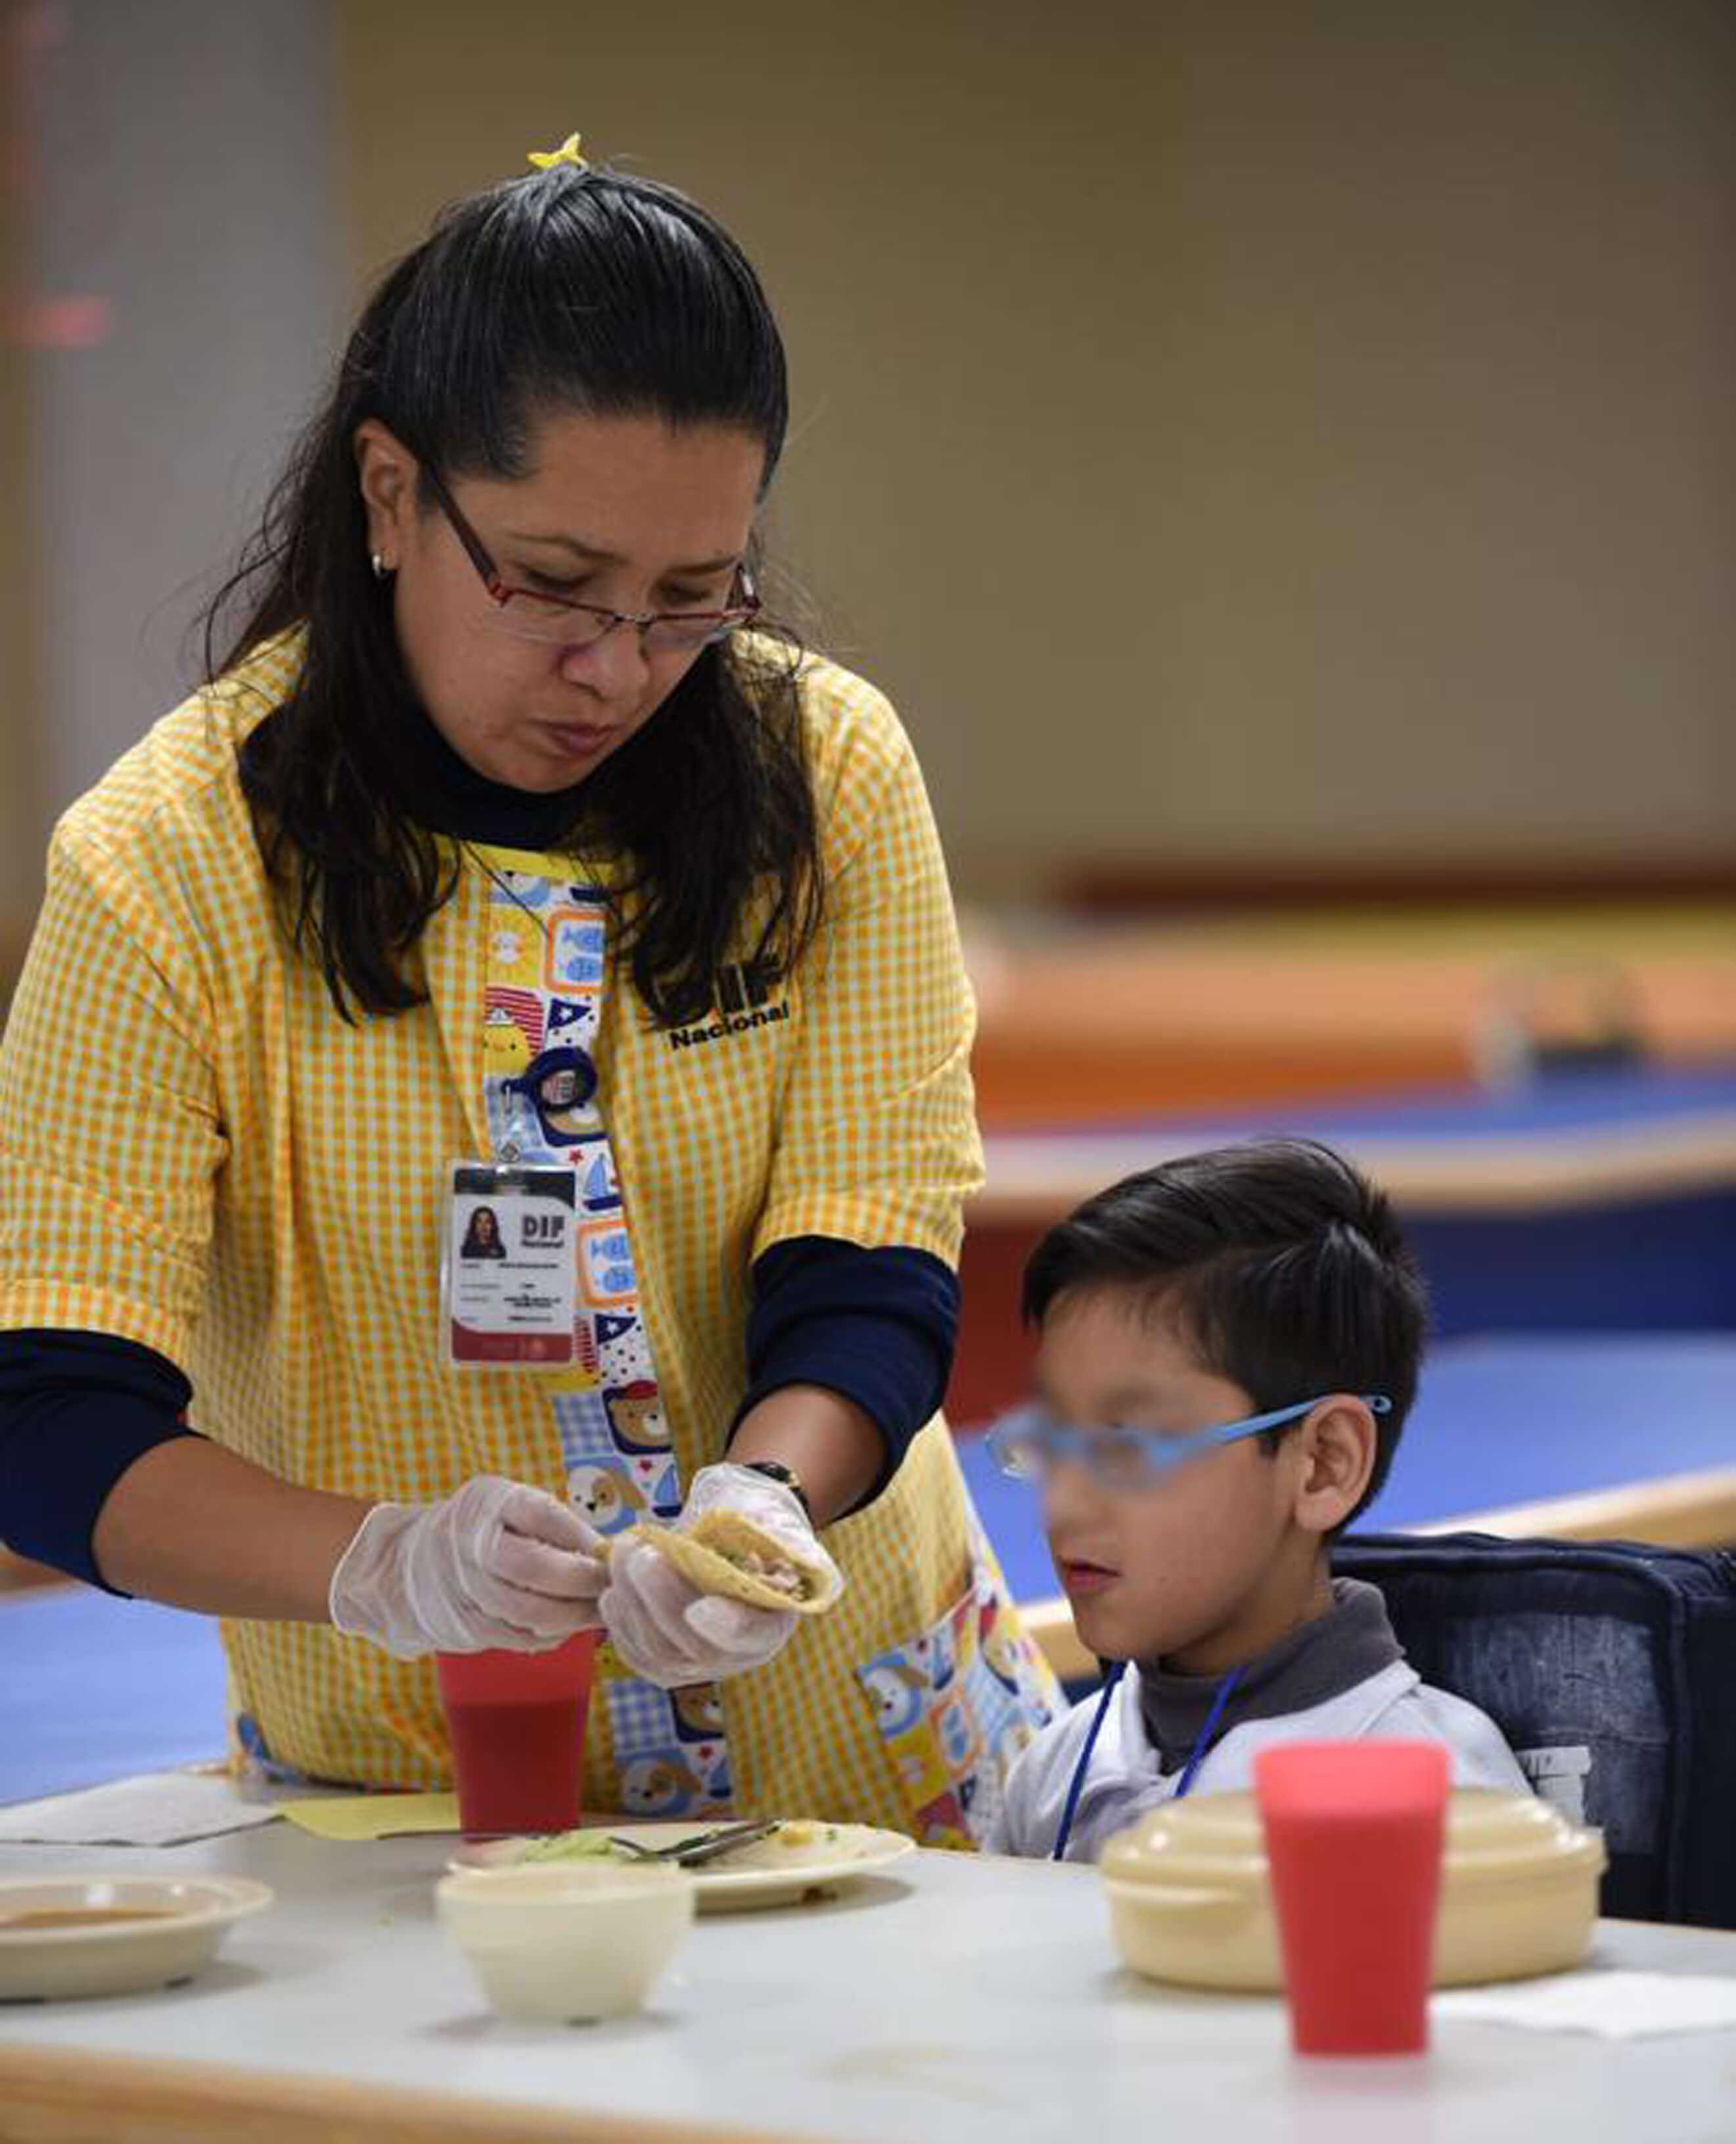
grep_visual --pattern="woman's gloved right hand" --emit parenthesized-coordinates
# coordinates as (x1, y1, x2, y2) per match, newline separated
(329, 1474, 607, 1659)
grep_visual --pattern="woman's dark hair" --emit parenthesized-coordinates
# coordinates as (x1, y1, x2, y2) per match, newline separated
(1022, 1139, 1428, 1528)
(201, 161, 819, 1025)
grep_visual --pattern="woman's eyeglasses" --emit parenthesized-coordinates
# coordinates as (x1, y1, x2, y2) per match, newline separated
(985, 1394, 1393, 1493)
(420, 463, 760, 653)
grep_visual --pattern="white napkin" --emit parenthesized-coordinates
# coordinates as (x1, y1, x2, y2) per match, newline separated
(1434, 1969, 1736, 2040)
(0, 1769, 284, 1847)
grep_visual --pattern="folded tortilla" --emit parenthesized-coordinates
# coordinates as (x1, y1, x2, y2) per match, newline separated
(615, 1512, 842, 1616)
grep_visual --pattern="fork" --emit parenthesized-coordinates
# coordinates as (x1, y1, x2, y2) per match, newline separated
(606, 1818, 782, 1867)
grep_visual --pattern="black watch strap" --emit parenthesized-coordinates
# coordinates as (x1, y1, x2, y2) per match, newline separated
(741, 1458, 811, 1520)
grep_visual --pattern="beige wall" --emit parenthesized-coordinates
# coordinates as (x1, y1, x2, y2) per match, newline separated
(335, 0, 1736, 900)
(12, 3, 1730, 916)
(22, 0, 337, 827)
(0, 5, 43, 932)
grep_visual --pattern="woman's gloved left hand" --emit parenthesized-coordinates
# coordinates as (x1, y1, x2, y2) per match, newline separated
(599, 1462, 840, 1689)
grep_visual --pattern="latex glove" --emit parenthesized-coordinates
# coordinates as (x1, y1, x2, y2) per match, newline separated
(599, 1461, 842, 1690)
(329, 1474, 608, 1659)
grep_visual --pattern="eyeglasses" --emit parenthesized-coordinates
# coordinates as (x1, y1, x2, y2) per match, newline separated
(420, 463, 761, 652)
(985, 1393, 1393, 1493)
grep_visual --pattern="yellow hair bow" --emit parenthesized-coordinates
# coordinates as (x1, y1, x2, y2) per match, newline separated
(527, 133, 587, 172)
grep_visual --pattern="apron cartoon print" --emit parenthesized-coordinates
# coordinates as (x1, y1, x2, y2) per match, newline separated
(479, 856, 733, 1821)
(855, 1528, 1061, 1848)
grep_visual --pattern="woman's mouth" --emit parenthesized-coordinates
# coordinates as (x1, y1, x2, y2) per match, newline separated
(1057, 1558, 1120, 1599)
(537, 720, 618, 762)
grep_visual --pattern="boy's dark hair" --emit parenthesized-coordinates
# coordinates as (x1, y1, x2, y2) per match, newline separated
(1021, 1139, 1428, 1530)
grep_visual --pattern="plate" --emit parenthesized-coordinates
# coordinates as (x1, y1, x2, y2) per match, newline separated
(0, 1873, 273, 2001)
(451, 1821, 916, 1911)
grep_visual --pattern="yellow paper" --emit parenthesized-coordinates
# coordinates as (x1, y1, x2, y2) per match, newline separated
(276, 1791, 461, 1841)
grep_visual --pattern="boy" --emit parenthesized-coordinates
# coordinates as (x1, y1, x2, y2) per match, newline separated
(987, 1138, 1527, 1862)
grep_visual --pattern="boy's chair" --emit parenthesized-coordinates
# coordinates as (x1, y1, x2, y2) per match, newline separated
(1334, 1531, 1736, 1930)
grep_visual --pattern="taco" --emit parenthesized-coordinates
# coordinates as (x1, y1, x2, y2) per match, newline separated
(615, 1512, 842, 1616)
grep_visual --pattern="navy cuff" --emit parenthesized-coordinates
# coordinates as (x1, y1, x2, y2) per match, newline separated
(0, 1331, 198, 1592)
(734, 1238, 959, 1504)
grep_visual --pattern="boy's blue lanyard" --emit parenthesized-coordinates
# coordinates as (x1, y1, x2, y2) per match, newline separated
(1050, 1660, 1246, 1863)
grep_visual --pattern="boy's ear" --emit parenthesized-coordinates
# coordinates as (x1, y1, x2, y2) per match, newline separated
(1291, 1398, 1379, 1538)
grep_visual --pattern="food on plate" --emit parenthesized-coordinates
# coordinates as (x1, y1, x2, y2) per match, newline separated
(514, 1819, 850, 1871)
(703, 1821, 846, 1869)
(515, 1830, 636, 1866)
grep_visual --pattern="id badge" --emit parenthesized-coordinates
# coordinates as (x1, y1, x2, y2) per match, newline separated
(443, 1161, 580, 1366)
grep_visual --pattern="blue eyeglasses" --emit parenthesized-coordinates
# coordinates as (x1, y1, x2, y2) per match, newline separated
(985, 1393, 1393, 1493)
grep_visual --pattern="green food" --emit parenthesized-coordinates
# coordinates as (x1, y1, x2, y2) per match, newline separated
(514, 1830, 634, 1865)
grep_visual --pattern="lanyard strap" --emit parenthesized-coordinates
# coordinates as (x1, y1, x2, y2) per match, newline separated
(1050, 1662, 1125, 1863)
(1174, 1662, 1245, 1800)
(1049, 1658, 1245, 1862)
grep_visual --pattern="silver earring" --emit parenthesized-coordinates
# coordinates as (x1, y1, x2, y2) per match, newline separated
(371, 551, 390, 581)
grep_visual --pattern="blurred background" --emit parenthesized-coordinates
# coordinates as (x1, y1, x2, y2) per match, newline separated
(3, 0, 1734, 1631)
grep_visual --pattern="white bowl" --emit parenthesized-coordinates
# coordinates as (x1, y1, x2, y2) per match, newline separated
(436, 1861, 695, 2023)
(1100, 1788, 1605, 1992)
(0, 1873, 273, 2001)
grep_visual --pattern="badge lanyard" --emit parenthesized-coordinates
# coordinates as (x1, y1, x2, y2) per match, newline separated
(442, 845, 736, 1819)
(441, 847, 608, 1369)
(1050, 1661, 1246, 1862)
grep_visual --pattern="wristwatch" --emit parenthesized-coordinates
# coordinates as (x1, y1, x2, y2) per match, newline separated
(741, 1458, 812, 1521)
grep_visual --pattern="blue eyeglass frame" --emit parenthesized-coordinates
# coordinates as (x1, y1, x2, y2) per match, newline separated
(985, 1393, 1394, 1488)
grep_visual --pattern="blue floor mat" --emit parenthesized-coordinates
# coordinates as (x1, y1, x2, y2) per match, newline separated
(0, 1586, 228, 1804)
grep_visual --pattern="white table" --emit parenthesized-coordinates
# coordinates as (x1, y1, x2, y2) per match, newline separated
(3, 1825, 1735, 2144)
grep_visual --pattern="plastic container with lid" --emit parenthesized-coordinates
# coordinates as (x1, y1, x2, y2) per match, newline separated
(1099, 1786, 1605, 1992)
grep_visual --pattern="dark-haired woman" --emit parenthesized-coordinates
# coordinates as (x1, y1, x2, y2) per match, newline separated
(0, 143, 1059, 1838)
(457, 1206, 507, 1260)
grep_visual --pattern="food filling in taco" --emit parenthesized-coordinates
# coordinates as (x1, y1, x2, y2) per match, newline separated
(716, 1545, 811, 1600)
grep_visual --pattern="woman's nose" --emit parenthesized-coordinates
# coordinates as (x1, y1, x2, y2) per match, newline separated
(558, 617, 651, 693)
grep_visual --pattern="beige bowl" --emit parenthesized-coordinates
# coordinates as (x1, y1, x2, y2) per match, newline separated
(0, 1873, 273, 2001)
(1100, 1788, 1605, 1992)
(436, 1861, 695, 2023)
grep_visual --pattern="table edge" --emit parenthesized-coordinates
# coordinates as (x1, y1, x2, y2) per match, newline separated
(0, 2040, 829, 2144)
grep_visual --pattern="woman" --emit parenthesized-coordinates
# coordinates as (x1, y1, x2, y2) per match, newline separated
(0, 141, 1059, 1840)
(457, 1205, 507, 1261)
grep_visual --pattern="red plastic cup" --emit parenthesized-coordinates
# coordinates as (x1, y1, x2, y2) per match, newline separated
(434, 1631, 601, 1836)
(1254, 1739, 1450, 2057)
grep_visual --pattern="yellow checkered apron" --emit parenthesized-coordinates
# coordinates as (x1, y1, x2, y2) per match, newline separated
(0, 634, 1061, 1841)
